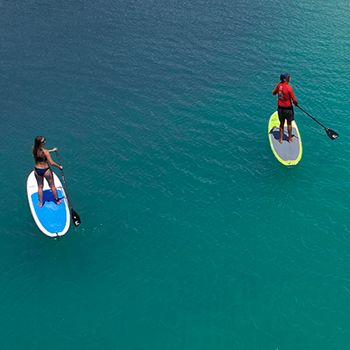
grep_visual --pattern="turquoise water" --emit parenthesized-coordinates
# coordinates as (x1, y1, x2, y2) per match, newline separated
(1, 0, 350, 348)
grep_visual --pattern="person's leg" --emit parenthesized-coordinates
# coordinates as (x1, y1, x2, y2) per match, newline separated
(278, 109, 285, 144)
(287, 109, 294, 142)
(44, 169, 61, 205)
(287, 120, 293, 142)
(34, 171, 44, 207)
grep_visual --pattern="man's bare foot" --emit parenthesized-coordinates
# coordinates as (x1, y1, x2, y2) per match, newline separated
(56, 199, 62, 205)
(38, 202, 43, 208)
(288, 137, 294, 143)
(279, 139, 283, 144)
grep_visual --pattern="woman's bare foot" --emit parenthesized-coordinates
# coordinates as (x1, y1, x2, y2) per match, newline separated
(288, 137, 294, 143)
(55, 199, 62, 205)
(279, 139, 283, 144)
(38, 202, 43, 208)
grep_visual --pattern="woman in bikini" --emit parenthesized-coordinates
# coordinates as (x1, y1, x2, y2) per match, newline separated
(32, 136, 63, 207)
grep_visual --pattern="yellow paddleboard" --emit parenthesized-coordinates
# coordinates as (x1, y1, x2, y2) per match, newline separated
(268, 111, 302, 166)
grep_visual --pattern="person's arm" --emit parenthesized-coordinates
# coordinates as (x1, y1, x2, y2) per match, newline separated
(272, 84, 278, 95)
(43, 149, 63, 170)
(289, 86, 298, 106)
(48, 147, 58, 153)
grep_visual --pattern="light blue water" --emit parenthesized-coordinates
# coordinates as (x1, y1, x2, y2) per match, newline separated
(1, 0, 350, 349)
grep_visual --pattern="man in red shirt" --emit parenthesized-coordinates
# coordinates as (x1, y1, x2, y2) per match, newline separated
(272, 73, 298, 143)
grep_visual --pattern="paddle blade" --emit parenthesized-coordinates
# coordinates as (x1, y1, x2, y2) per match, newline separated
(71, 208, 81, 227)
(325, 128, 339, 140)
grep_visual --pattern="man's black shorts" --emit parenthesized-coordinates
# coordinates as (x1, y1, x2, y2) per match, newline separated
(278, 107, 294, 123)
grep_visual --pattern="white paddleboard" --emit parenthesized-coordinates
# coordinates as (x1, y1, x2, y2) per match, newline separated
(27, 170, 70, 237)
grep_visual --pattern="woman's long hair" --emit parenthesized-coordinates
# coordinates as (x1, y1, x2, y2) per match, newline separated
(33, 136, 45, 160)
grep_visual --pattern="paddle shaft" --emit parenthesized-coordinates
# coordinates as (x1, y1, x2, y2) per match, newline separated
(55, 151, 81, 226)
(296, 105, 327, 129)
(55, 152, 73, 205)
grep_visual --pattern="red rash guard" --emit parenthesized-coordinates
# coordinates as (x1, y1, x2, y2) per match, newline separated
(272, 82, 298, 108)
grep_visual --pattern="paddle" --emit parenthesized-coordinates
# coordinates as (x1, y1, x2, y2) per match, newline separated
(55, 151, 81, 227)
(296, 105, 339, 140)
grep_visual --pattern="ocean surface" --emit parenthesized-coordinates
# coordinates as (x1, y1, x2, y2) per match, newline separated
(1, 0, 350, 349)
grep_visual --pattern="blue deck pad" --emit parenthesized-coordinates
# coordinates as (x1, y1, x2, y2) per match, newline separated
(31, 189, 67, 234)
